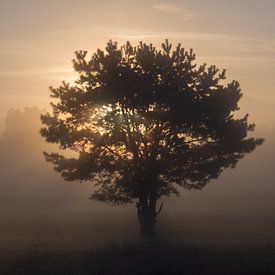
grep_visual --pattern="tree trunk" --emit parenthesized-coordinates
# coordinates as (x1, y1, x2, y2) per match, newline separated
(136, 192, 162, 236)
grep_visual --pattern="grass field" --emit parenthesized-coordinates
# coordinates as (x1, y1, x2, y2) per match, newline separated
(1, 240, 275, 274)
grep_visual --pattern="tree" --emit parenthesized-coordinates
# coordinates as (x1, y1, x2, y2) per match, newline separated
(41, 40, 263, 234)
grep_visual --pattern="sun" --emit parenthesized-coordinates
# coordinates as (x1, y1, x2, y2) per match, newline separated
(63, 74, 78, 85)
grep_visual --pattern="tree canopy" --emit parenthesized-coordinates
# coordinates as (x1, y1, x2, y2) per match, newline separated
(41, 40, 263, 207)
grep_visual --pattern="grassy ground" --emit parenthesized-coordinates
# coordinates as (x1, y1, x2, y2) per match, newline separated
(1, 240, 275, 274)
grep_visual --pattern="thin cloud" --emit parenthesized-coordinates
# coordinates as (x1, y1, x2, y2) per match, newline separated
(153, 3, 194, 20)
(106, 30, 234, 41)
(0, 67, 74, 77)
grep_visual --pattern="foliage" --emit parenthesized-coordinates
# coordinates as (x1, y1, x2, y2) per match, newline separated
(41, 40, 263, 205)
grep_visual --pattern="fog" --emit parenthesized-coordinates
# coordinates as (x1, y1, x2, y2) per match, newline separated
(0, 107, 275, 253)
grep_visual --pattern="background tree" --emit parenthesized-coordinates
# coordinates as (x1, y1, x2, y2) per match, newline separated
(41, 40, 263, 234)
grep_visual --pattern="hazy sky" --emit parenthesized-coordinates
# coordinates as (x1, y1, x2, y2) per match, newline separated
(1, 1, 275, 250)
(1, 0, 275, 128)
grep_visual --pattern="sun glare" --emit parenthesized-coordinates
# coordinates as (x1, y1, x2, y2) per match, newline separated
(64, 74, 78, 85)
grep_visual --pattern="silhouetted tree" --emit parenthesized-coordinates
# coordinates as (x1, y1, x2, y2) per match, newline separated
(41, 40, 263, 234)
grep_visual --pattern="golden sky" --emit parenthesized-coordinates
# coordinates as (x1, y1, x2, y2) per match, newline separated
(1, 0, 275, 129)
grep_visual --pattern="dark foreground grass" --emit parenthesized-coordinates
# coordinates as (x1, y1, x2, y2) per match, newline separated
(1, 240, 275, 275)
